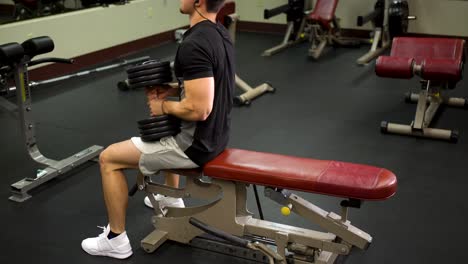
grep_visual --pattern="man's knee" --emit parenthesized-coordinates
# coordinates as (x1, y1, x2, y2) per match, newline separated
(99, 142, 140, 172)
(99, 145, 117, 169)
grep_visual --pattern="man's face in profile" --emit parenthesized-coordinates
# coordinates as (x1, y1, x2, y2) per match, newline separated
(180, 0, 194, 15)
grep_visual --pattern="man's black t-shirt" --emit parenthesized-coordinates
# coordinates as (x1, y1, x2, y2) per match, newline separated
(174, 20, 235, 166)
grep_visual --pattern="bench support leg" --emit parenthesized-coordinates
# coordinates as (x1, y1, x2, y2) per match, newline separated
(381, 81, 465, 142)
(141, 175, 373, 263)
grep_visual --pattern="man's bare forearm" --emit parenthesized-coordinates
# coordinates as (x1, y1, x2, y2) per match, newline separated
(163, 99, 208, 121)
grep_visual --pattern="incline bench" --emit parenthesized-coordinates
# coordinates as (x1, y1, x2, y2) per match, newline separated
(137, 148, 397, 264)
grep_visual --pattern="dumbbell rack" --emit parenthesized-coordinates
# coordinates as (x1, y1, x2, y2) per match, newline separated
(5, 39, 103, 202)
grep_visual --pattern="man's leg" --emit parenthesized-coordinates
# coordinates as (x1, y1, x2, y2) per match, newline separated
(164, 172, 180, 188)
(99, 140, 141, 234)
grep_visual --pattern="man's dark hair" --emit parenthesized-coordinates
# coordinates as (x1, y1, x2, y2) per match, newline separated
(206, 0, 225, 13)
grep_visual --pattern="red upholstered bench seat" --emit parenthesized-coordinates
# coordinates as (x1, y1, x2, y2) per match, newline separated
(308, 0, 339, 29)
(195, 149, 397, 201)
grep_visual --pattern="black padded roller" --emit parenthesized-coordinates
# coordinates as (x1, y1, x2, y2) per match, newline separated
(126, 60, 170, 74)
(21, 36, 54, 58)
(0, 42, 24, 64)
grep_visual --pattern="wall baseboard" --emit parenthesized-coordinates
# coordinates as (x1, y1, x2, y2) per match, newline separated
(237, 21, 286, 35)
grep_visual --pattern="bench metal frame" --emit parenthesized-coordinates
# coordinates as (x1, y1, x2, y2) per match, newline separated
(138, 169, 372, 264)
(382, 80, 467, 142)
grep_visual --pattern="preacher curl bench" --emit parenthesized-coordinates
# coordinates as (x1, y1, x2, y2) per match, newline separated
(136, 149, 397, 263)
(376, 37, 466, 142)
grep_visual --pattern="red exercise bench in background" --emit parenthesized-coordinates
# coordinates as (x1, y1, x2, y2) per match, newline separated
(305, 0, 361, 59)
(376, 37, 466, 142)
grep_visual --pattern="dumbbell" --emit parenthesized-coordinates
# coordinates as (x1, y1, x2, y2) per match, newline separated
(119, 60, 174, 91)
(126, 60, 180, 142)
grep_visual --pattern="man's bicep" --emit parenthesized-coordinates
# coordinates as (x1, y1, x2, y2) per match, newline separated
(184, 77, 215, 109)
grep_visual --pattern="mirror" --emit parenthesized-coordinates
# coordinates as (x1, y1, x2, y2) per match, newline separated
(0, 0, 129, 24)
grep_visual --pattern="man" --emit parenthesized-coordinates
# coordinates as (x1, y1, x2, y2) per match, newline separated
(81, 0, 234, 259)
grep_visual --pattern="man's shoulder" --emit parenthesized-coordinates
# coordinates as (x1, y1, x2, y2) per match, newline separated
(186, 22, 226, 42)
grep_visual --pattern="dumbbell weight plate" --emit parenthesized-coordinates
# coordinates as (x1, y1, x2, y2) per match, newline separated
(128, 72, 173, 85)
(129, 77, 173, 89)
(140, 125, 180, 136)
(128, 67, 172, 79)
(137, 115, 174, 125)
(127, 60, 171, 74)
(141, 130, 181, 142)
(138, 119, 180, 130)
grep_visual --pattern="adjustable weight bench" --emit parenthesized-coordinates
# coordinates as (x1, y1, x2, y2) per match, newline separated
(137, 149, 397, 264)
(376, 37, 466, 142)
(306, 0, 360, 59)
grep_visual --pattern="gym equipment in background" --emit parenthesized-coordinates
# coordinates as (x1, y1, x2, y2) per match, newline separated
(262, 0, 311, 57)
(219, 1, 275, 105)
(0, 56, 150, 96)
(0, 36, 103, 202)
(13, 0, 65, 21)
(376, 37, 466, 142)
(305, 0, 361, 59)
(356, 0, 416, 65)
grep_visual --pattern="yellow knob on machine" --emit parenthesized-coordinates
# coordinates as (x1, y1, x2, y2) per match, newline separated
(281, 204, 293, 216)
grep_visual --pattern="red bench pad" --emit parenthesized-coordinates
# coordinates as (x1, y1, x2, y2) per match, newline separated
(308, 0, 339, 29)
(376, 37, 465, 82)
(204, 149, 397, 201)
(390, 37, 465, 63)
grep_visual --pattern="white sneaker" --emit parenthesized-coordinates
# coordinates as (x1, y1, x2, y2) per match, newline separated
(144, 194, 185, 209)
(81, 225, 133, 259)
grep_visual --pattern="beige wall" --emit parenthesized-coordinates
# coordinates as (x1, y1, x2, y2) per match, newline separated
(2, 0, 467, 64)
(236, 0, 468, 37)
(0, 0, 186, 60)
(0, 0, 77, 7)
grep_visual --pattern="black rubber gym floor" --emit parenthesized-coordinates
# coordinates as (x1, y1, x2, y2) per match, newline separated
(1, 32, 467, 264)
